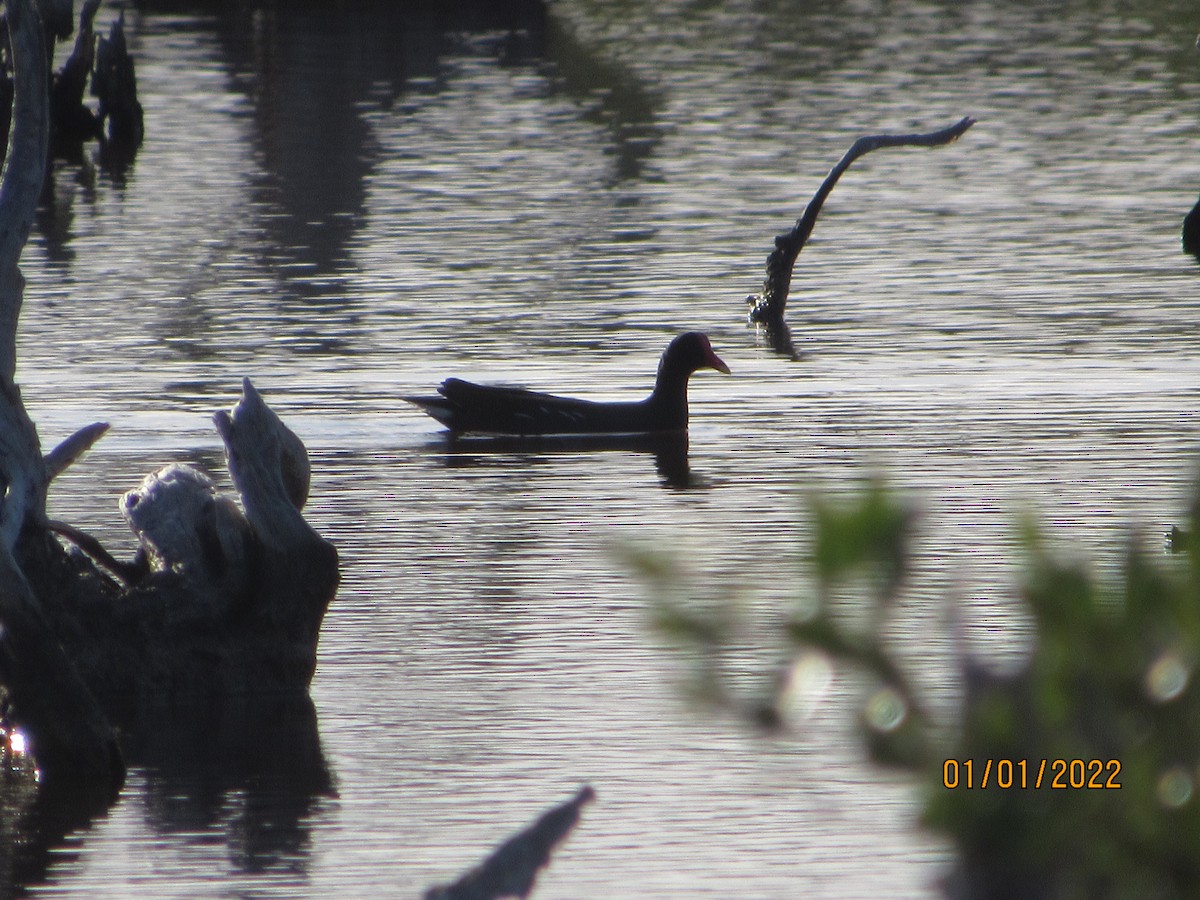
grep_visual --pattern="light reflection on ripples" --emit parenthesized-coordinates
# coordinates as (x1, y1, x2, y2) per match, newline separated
(14, 0, 1200, 896)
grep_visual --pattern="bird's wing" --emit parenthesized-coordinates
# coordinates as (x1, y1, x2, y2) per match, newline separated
(436, 378, 609, 435)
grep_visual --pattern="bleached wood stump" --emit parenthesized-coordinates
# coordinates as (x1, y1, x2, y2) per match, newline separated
(0, 0, 338, 789)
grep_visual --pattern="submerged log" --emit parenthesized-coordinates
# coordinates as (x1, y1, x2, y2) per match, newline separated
(0, 0, 337, 788)
(0, 551, 124, 787)
(747, 117, 975, 356)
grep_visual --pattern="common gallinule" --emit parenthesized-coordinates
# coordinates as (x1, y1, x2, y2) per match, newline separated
(405, 332, 730, 436)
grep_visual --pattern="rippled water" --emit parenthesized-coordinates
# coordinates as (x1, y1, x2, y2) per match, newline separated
(10, 0, 1200, 896)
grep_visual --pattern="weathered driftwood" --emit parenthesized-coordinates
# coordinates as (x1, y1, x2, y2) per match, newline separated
(425, 786, 595, 900)
(7, 376, 339, 782)
(0, 0, 52, 548)
(23, 378, 339, 713)
(747, 116, 975, 356)
(44, 419, 108, 480)
(0, 0, 337, 789)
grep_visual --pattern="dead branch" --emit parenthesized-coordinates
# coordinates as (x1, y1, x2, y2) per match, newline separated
(747, 116, 975, 353)
(44, 421, 108, 480)
(49, 0, 103, 149)
(92, 9, 142, 152)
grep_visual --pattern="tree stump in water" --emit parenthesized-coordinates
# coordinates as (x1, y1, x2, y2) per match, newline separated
(0, 0, 144, 166)
(92, 8, 143, 155)
(0, 0, 338, 790)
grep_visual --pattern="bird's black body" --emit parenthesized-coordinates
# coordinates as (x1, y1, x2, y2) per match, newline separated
(404, 332, 729, 436)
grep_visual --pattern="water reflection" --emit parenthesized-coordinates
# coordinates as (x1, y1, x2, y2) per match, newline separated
(36, 158, 100, 270)
(0, 767, 112, 893)
(126, 695, 333, 874)
(177, 0, 659, 307)
(436, 431, 694, 489)
(754, 319, 800, 359)
(2, 694, 332, 896)
(544, 17, 661, 184)
(13, 0, 1200, 895)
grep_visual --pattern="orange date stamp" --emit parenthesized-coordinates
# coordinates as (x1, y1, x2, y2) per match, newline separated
(942, 758, 1122, 789)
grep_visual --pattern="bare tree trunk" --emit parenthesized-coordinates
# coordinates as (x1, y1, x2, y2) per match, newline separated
(0, 0, 121, 788)
(0, 0, 49, 538)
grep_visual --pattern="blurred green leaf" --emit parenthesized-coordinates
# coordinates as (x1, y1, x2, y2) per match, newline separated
(811, 478, 912, 599)
(628, 471, 1200, 897)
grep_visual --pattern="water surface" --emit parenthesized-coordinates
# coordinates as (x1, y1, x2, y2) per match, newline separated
(12, 0, 1200, 896)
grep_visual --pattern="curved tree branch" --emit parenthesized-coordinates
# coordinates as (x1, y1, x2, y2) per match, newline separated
(747, 116, 975, 349)
(44, 421, 109, 480)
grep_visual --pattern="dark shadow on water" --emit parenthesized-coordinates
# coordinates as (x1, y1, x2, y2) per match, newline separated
(130, 0, 658, 308)
(543, 17, 661, 186)
(0, 766, 114, 898)
(425, 785, 594, 900)
(434, 431, 696, 490)
(1, 692, 333, 895)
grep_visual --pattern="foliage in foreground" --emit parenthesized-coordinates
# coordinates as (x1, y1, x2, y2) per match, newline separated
(625, 477, 1200, 899)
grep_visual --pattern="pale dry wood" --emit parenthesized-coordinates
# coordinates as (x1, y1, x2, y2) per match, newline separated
(213, 377, 313, 546)
(44, 421, 109, 481)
